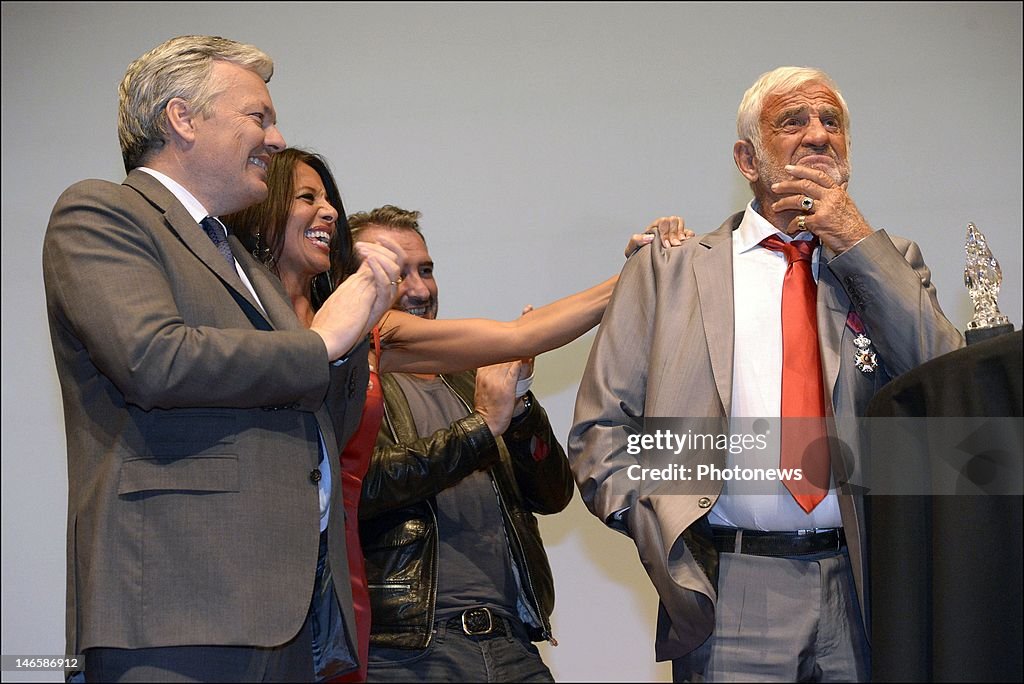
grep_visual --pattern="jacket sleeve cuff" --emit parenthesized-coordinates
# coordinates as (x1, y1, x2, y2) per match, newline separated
(459, 412, 501, 463)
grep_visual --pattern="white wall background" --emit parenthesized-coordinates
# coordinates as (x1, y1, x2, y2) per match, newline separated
(2, 2, 1021, 681)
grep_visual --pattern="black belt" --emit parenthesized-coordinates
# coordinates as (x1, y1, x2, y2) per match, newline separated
(711, 527, 846, 557)
(445, 607, 507, 637)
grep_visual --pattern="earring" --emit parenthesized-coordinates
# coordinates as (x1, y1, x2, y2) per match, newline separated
(253, 230, 275, 268)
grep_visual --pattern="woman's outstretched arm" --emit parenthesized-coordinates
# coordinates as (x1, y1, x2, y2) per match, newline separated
(374, 215, 692, 374)
(376, 275, 616, 375)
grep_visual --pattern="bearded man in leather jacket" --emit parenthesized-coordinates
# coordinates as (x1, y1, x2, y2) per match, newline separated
(351, 206, 573, 682)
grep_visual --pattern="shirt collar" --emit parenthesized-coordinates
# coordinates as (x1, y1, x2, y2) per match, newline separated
(736, 199, 816, 254)
(137, 167, 211, 225)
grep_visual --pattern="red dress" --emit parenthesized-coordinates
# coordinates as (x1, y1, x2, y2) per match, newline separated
(332, 328, 384, 683)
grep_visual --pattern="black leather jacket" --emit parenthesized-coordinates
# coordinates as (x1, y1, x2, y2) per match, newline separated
(359, 371, 573, 649)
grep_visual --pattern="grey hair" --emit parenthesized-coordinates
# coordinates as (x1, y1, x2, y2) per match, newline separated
(117, 35, 273, 172)
(736, 66, 851, 153)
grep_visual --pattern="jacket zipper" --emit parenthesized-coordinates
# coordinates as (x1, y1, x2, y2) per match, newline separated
(440, 375, 557, 646)
(489, 476, 557, 646)
(381, 388, 440, 648)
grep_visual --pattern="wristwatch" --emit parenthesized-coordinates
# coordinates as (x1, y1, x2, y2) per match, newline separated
(513, 391, 533, 419)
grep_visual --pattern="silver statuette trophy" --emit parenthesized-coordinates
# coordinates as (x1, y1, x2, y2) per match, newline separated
(964, 222, 1014, 345)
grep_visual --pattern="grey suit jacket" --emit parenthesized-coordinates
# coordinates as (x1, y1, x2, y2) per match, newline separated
(42, 170, 367, 658)
(568, 212, 963, 661)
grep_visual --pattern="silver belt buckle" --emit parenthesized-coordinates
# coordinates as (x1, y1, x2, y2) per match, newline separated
(798, 527, 841, 551)
(461, 607, 494, 636)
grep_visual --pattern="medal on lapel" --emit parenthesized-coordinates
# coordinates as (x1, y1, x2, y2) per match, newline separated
(846, 311, 878, 373)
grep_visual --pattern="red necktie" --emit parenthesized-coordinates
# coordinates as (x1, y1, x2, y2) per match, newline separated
(760, 235, 829, 513)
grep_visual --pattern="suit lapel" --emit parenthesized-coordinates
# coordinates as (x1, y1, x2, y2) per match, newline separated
(123, 170, 271, 324)
(817, 248, 865, 619)
(817, 246, 852, 406)
(693, 218, 739, 416)
(232, 237, 304, 331)
(232, 241, 345, 486)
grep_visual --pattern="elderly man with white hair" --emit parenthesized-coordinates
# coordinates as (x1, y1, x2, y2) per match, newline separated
(569, 66, 963, 682)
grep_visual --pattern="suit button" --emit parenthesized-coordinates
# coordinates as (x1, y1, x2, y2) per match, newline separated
(697, 496, 712, 509)
(347, 375, 357, 398)
(309, 469, 322, 484)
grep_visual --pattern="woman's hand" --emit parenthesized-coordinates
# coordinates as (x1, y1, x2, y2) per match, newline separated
(311, 238, 403, 360)
(354, 233, 408, 325)
(625, 215, 694, 257)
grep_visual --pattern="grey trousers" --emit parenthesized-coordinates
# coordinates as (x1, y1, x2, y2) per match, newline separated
(673, 548, 870, 682)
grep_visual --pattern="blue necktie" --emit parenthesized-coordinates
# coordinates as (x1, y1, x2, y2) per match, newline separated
(200, 216, 234, 268)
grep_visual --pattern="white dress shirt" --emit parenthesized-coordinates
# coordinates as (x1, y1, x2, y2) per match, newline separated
(708, 200, 842, 532)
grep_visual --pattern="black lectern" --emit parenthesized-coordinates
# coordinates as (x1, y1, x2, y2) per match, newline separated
(866, 330, 1022, 682)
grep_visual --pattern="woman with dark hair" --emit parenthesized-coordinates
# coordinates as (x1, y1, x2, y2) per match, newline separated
(226, 148, 360, 321)
(224, 147, 689, 681)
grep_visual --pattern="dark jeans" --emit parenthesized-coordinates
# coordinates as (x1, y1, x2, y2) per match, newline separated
(366, 615, 553, 683)
(84, 620, 314, 683)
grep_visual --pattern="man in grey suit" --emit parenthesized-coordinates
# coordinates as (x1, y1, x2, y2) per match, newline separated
(568, 66, 963, 681)
(42, 35, 401, 682)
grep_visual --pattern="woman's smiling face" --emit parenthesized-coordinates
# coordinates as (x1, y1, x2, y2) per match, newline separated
(277, 161, 337, 280)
